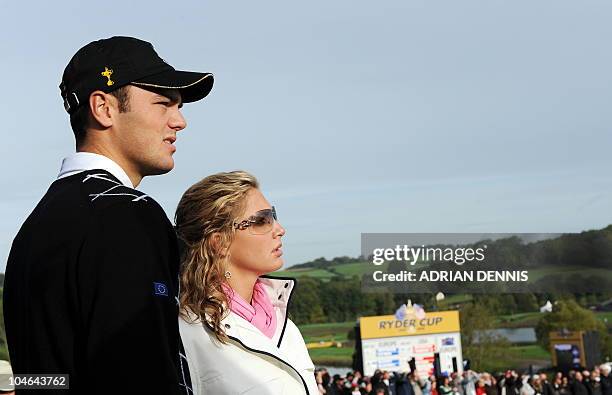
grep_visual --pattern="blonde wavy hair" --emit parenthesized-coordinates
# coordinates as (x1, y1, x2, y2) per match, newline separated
(175, 170, 259, 343)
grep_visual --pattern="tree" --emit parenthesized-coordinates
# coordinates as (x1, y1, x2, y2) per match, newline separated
(514, 293, 539, 312)
(499, 294, 518, 315)
(291, 277, 326, 324)
(460, 303, 511, 371)
(535, 299, 611, 359)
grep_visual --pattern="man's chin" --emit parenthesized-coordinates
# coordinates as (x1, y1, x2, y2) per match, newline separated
(145, 163, 174, 176)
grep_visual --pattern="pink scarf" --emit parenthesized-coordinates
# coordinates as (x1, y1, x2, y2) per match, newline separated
(222, 280, 277, 339)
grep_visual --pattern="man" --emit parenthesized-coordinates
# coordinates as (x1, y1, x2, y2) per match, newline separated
(541, 373, 556, 395)
(462, 370, 478, 395)
(601, 364, 612, 395)
(3, 36, 213, 394)
(572, 372, 589, 395)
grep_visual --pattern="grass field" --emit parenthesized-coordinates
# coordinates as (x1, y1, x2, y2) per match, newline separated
(274, 267, 337, 280)
(511, 344, 551, 360)
(271, 261, 379, 281)
(494, 311, 611, 328)
(596, 311, 612, 323)
(273, 261, 612, 289)
(495, 312, 542, 328)
(437, 294, 474, 307)
(527, 265, 612, 282)
(307, 346, 354, 366)
(300, 321, 356, 343)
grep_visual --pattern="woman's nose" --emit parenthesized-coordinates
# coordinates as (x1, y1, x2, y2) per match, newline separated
(274, 221, 286, 237)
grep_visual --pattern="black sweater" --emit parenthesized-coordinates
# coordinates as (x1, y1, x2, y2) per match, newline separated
(4, 170, 192, 394)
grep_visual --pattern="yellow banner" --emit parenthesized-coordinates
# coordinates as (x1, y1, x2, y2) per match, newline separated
(360, 310, 460, 339)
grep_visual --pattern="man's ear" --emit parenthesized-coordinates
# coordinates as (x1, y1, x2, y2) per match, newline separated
(89, 90, 115, 128)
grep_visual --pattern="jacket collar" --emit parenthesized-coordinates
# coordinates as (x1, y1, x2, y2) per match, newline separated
(222, 276, 312, 392)
(194, 276, 310, 393)
(190, 275, 297, 356)
(58, 152, 134, 188)
(223, 275, 296, 348)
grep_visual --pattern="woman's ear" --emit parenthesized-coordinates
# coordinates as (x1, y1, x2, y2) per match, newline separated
(210, 233, 228, 257)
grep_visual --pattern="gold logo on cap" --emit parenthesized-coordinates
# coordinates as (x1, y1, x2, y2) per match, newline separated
(101, 67, 114, 86)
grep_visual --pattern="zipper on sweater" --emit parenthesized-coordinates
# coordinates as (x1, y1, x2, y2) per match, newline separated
(227, 335, 310, 395)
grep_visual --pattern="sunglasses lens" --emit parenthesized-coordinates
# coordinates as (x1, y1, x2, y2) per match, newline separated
(248, 209, 275, 235)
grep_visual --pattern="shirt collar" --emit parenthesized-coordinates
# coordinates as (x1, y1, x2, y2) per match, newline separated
(57, 152, 134, 188)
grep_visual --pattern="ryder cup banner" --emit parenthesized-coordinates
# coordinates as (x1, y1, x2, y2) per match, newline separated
(360, 310, 462, 377)
(360, 311, 460, 339)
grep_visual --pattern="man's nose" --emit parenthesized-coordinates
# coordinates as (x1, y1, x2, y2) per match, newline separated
(169, 107, 187, 131)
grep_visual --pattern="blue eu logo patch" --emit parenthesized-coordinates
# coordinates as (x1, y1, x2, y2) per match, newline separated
(154, 282, 168, 297)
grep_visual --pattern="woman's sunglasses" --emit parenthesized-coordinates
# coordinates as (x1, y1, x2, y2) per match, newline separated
(233, 206, 278, 235)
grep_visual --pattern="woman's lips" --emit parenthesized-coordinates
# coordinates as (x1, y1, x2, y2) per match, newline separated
(272, 246, 283, 257)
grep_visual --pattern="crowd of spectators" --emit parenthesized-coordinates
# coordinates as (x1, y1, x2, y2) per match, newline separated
(315, 362, 612, 395)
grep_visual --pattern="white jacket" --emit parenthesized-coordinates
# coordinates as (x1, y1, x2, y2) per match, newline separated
(179, 276, 319, 394)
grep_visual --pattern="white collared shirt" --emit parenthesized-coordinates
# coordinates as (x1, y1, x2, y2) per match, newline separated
(57, 152, 134, 188)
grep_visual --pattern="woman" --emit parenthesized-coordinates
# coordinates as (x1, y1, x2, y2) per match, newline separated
(439, 377, 454, 395)
(531, 377, 543, 395)
(430, 376, 439, 395)
(485, 376, 499, 395)
(558, 377, 571, 395)
(175, 171, 319, 394)
(519, 376, 535, 395)
(476, 379, 487, 395)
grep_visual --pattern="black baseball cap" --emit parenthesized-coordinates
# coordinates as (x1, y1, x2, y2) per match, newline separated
(60, 36, 213, 114)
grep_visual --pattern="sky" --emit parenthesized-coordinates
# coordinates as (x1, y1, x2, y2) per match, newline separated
(1, 0, 612, 272)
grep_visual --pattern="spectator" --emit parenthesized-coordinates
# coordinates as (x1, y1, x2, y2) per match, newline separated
(571, 372, 589, 395)
(316, 370, 327, 394)
(591, 370, 602, 395)
(419, 373, 432, 395)
(552, 374, 563, 395)
(0, 360, 14, 394)
(463, 371, 478, 395)
(371, 371, 383, 391)
(476, 379, 487, 395)
(486, 375, 499, 395)
(412, 372, 425, 395)
(440, 377, 455, 395)
(313, 367, 610, 395)
(520, 376, 535, 395)
(600, 364, 612, 395)
(533, 376, 543, 395)
(376, 371, 396, 395)
(559, 377, 572, 395)
(328, 375, 346, 395)
(393, 371, 414, 395)
(431, 376, 439, 395)
(583, 370, 595, 395)
(452, 373, 464, 395)
(501, 371, 520, 395)
(542, 373, 556, 395)
(360, 380, 372, 395)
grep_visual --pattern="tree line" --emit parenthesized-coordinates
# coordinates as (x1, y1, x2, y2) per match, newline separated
(289, 274, 611, 325)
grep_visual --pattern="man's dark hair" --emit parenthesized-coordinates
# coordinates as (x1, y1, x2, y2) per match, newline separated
(70, 85, 131, 146)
